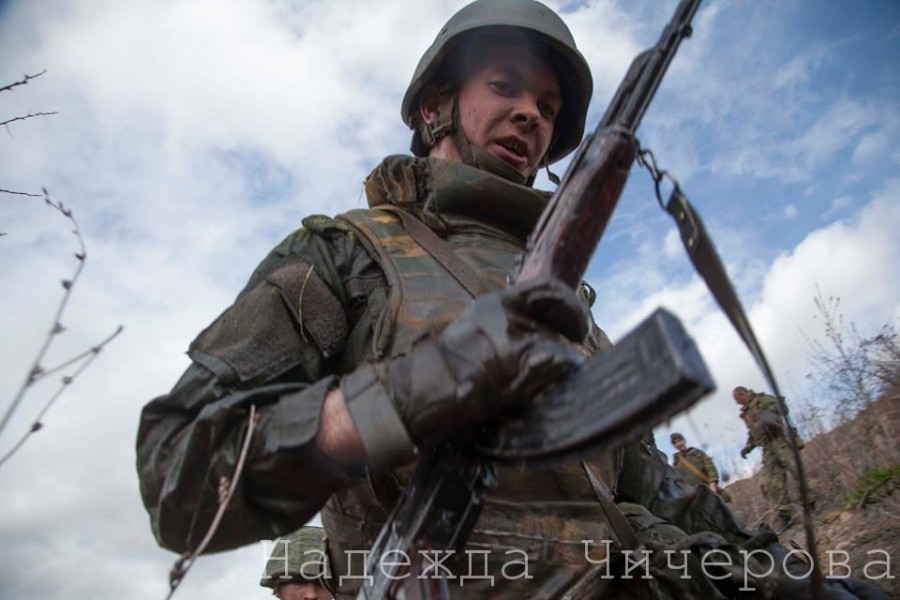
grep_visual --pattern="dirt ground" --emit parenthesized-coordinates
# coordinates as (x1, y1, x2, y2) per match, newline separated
(724, 395, 899, 597)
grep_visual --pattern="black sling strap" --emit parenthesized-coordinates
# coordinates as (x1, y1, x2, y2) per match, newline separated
(581, 461, 640, 550)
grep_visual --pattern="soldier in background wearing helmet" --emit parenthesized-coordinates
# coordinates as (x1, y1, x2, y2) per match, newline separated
(670, 432, 720, 493)
(734, 385, 800, 533)
(260, 526, 333, 600)
(136, 1, 887, 598)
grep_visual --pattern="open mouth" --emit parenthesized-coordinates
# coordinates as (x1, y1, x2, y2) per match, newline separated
(495, 138, 530, 170)
(498, 139, 527, 158)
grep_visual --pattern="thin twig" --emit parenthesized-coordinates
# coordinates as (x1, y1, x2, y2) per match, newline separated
(1, 70, 56, 135)
(0, 70, 48, 93)
(1, 111, 58, 133)
(1, 188, 42, 198)
(1, 188, 44, 236)
(28, 325, 124, 383)
(166, 406, 259, 600)
(0, 189, 90, 440)
(0, 325, 122, 470)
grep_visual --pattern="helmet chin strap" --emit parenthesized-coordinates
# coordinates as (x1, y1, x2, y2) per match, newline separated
(422, 88, 536, 187)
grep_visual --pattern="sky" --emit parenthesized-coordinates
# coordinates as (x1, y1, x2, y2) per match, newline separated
(0, 0, 898, 598)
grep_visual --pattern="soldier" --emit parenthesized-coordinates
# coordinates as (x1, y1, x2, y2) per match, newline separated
(136, 1, 885, 598)
(261, 526, 332, 600)
(734, 385, 798, 532)
(670, 432, 720, 493)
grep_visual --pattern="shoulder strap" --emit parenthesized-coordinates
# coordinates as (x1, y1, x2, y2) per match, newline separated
(676, 451, 709, 482)
(377, 205, 493, 298)
(581, 461, 639, 550)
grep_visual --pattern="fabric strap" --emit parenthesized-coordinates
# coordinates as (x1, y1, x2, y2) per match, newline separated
(378, 205, 494, 299)
(676, 452, 709, 483)
(665, 189, 779, 398)
(581, 461, 639, 550)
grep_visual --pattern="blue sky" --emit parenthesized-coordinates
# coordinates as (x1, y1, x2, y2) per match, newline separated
(0, 0, 898, 598)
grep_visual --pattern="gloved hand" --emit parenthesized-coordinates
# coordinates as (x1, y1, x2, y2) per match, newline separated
(740, 446, 752, 459)
(341, 278, 589, 469)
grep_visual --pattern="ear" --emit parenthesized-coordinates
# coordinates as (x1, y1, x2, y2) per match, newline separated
(419, 84, 442, 125)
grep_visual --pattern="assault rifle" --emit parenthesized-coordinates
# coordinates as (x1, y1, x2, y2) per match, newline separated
(358, 1, 707, 598)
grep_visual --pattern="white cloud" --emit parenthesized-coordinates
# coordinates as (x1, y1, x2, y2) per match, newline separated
(662, 228, 682, 259)
(771, 44, 831, 92)
(656, 179, 900, 462)
(1, 0, 898, 598)
(822, 195, 853, 219)
(852, 130, 890, 165)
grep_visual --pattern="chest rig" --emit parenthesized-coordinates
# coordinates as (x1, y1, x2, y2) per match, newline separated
(324, 157, 622, 598)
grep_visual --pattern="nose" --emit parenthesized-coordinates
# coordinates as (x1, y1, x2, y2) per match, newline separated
(511, 95, 540, 129)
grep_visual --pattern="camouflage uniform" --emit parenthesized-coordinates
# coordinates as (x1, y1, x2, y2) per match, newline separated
(138, 157, 625, 598)
(739, 392, 796, 520)
(673, 447, 719, 488)
(134, 0, 888, 594)
(261, 526, 331, 595)
(135, 157, 891, 599)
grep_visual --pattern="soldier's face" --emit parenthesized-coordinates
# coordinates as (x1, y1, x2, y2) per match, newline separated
(673, 439, 686, 451)
(276, 581, 332, 600)
(733, 389, 748, 404)
(454, 43, 562, 177)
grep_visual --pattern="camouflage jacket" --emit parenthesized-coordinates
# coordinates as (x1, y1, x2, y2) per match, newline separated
(136, 156, 854, 599)
(740, 392, 786, 450)
(673, 447, 719, 487)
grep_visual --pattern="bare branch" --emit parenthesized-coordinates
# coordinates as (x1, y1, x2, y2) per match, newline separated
(1, 188, 42, 198)
(1, 111, 59, 133)
(0, 70, 48, 93)
(0, 190, 102, 443)
(1, 189, 43, 235)
(29, 325, 124, 384)
(1, 70, 56, 134)
(0, 325, 123, 470)
(165, 406, 259, 600)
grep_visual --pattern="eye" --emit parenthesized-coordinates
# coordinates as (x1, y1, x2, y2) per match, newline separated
(538, 102, 557, 119)
(490, 80, 516, 96)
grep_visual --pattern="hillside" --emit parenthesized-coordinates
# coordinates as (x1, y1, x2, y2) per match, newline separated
(724, 393, 900, 597)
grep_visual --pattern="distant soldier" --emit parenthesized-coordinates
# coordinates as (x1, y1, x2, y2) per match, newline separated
(670, 432, 720, 493)
(260, 526, 332, 600)
(734, 385, 797, 532)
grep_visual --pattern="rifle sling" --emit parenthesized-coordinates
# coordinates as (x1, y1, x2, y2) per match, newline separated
(665, 189, 778, 397)
(377, 205, 493, 298)
(581, 461, 639, 550)
(675, 452, 710, 483)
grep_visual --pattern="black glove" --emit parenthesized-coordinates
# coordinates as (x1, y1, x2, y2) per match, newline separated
(741, 446, 752, 459)
(341, 279, 588, 469)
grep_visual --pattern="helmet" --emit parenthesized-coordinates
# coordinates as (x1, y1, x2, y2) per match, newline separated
(670, 432, 685, 443)
(402, 0, 593, 165)
(260, 526, 330, 589)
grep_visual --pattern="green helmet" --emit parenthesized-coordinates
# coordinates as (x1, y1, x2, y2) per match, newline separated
(260, 526, 330, 589)
(402, 0, 593, 165)
(670, 432, 685, 443)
